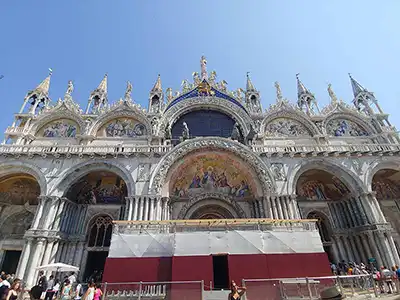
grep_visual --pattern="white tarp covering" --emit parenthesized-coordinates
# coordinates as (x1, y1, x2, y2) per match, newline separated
(109, 228, 324, 258)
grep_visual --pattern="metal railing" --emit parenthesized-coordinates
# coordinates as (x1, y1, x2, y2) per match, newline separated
(242, 274, 381, 300)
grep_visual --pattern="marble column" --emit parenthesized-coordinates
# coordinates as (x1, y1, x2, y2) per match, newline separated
(74, 242, 85, 269)
(331, 237, 341, 263)
(367, 231, 383, 267)
(388, 234, 400, 265)
(263, 197, 272, 218)
(156, 198, 162, 220)
(143, 197, 150, 221)
(275, 197, 284, 219)
(67, 242, 78, 265)
(270, 197, 278, 219)
(15, 238, 33, 280)
(138, 197, 144, 221)
(43, 197, 59, 230)
(41, 239, 54, 267)
(53, 198, 66, 231)
(342, 236, 354, 262)
(162, 198, 167, 220)
(49, 241, 59, 264)
(280, 196, 288, 219)
(133, 197, 139, 221)
(31, 196, 46, 229)
(355, 197, 368, 225)
(26, 238, 45, 288)
(149, 198, 155, 221)
(360, 234, 373, 261)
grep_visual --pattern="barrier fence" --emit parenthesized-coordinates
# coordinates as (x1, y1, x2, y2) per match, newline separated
(242, 274, 380, 300)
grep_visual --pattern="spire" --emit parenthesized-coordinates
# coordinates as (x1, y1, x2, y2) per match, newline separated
(296, 73, 309, 97)
(86, 74, 108, 114)
(20, 69, 52, 114)
(246, 72, 256, 91)
(29, 68, 52, 97)
(97, 73, 108, 93)
(151, 74, 162, 92)
(348, 73, 367, 98)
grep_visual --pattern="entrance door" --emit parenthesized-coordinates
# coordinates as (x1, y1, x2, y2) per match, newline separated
(84, 251, 109, 282)
(212, 255, 229, 290)
(1, 250, 22, 274)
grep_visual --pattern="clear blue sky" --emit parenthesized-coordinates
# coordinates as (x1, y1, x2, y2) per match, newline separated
(1, 1, 400, 136)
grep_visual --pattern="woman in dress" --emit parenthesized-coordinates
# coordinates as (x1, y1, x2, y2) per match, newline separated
(83, 282, 95, 300)
(5, 279, 21, 300)
(228, 281, 246, 300)
(93, 283, 103, 300)
(61, 279, 72, 300)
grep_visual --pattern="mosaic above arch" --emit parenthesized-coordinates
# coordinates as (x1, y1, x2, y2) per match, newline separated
(39, 119, 78, 138)
(296, 170, 350, 200)
(326, 118, 368, 137)
(264, 118, 311, 137)
(97, 118, 147, 137)
(372, 169, 400, 200)
(0, 174, 40, 205)
(170, 152, 255, 198)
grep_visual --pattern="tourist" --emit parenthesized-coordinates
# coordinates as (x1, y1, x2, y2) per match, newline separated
(68, 272, 77, 286)
(93, 283, 102, 300)
(61, 279, 73, 300)
(0, 274, 11, 300)
(37, 270, 48, 298)
(52, 279, 61, 298)
(44, 275, 55, 300)
(74, 280, 83, 300)
(228, 280, 246, 300)
(5, 279, 21, 300)
(83, 282, 95, 300)
(380, 266, 394, 293)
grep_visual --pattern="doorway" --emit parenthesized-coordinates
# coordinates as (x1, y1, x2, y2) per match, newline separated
(83, 251, 109, 282)
(212, 255, 229, 290)
(1, 250, 21, 274)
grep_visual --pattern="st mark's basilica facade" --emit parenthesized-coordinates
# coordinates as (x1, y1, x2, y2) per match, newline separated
(0, 57, 400, 286)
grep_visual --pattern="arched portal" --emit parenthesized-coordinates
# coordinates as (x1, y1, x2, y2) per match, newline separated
(65, 171, 127, 204)
(83, 215, 113, 282)
(372, 169, 400, 239)
(307, 211, 334, 262)
(0, 173, 40, 205)
(189, 204, 234, 219)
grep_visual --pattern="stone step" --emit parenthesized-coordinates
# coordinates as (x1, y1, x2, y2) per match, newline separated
(203, 290, 231, 300)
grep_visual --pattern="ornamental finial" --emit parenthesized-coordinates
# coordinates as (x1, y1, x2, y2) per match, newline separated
(327, 83, 337, 104)
(274, 81, 282, 101)
(200, 56, 208, 80)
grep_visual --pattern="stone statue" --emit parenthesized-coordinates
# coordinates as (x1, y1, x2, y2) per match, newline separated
(231, 123, 241, 141)
(271, 163, 286, 181)
(66, 80, 74, 95)
(274, 81, 282, 101)
(182, 122, 189, 141)
(327, 83, 337, 103)
(209, 71, 217, 85)
(151, 118, 159, 135)
(166, 88, 173, 102)
(164, 123, 171, 139)
(125, 81, 133, 100)
(218, 80, 228, 92)
(192, 72, 201, 85)
(200, 56, 208, 80)
(181, 80, 190, 93)
(234, 88, 244, 101)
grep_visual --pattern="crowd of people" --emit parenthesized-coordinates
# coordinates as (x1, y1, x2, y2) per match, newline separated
(331, 260, 400, 294)
(0, 270, 103, 300)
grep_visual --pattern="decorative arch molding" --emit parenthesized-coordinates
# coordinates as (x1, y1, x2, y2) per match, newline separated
(261, 109, 320, 137)
(50, 160, 135, 197)
(84, 212, 114, 236)
(288, 159, 366, 196)
(29, 102, 85, 137)
(87, 102, 151, 137)
(0, 160, 47, 195)
(148, 137, 275, 196)
(159, 96, 254, 135)
(0, 210, 34, 237)
(365, 158, 400, 193)
(323, 112, 377, 137)
(305, 210, 334, 233)
(176, 192, 247, 219)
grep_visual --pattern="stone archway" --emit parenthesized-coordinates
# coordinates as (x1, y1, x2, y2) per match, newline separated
(307, 211, 334, 262)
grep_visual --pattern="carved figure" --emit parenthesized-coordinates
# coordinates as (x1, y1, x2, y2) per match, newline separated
(200, 56, 208, 80)
(218, 80, 228, 92)
(274, 81, 282, 101)
(181, 80, 190, 93)
(192, 72, 201, 85)
(164, 123, 172, 139)
(151, 118, 159, 135)
(125, 81, 133, 100)
(209, 71, 217, 85)
(66, 80, 74, 95)
(271, 163, 286, 181)
(182, 122, 190, 141)
(166, 88, 173, 102)
(234, 88, 244, 101)
(231, 123, 241, 141)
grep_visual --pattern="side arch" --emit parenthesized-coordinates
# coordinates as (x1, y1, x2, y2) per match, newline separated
(365, 159, 400, 193)
(288, 159, 366, 196)
(148, 137, 275, 196)
(50, 160, 135, 197)
(0, 160, 47, 195)
(261, 110, 320, 137)
(323, 112, 377, 137)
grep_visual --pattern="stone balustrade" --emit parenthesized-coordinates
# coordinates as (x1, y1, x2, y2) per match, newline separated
(0, 142, 399, 157)
(106, 284, 167, 300)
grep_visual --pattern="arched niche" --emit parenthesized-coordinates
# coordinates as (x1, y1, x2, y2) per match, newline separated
(325, 118, 369, 137)
(372, 169, 400, 200)
(296, 169, 351, 201)
(189, 204, 235, 219)
(171, 109, 237, 141)
(65, 171, 127, 204)
(0, 211, 34, 238)
(307, 211, 334, 262)
(264, 117, 313, 137)
(87, 215, 113, 248)
(167, 151, 260, 199)
(97, 118, 147, 138)
(0, 174, 40, 205)
(37, 119, 79, 138)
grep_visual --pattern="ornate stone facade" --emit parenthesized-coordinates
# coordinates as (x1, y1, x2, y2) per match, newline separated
(1, 57, 400, 286)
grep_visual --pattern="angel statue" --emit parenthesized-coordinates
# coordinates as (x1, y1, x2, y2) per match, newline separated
(66, 80, 74, 96)
(182, 122, 190, 141)
(231, 123, 241, 141)
(192, 72, 201, 85)
(181, 80, 190, 93)
(164, 123, 172, 140)
(209, 71, 217, 85)
(124, 81, 133, 101)
(274, 81, 282, 101)
(327, 83, 337, 103)
(166, 88, 173, 102)
(234, 88, 244, 101)
(218, 80, 228, 92)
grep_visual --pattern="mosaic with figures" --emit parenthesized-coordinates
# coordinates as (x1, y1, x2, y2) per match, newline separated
(265, 118, 310, 137)
(298, 176, 350, 200)
(105, 118, 146, 137)
(326, 119, 368, 137)
(372, 179, 400, 200)
(171, 153, 253, 198)
(43, 120, 77, 138)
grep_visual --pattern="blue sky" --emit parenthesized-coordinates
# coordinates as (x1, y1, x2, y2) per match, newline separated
(1, 1, 400, 136)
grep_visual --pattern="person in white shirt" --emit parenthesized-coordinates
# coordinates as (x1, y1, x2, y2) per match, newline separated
(68, 272, 77, 286)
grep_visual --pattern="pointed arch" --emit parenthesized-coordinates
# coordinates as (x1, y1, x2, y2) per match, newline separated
(87, 101, 151, 137)
(323, 111, 377, 137)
